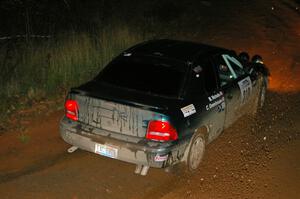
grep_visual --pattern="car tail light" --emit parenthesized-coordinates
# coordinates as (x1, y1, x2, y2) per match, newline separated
(146, 120, 178, 141)
(65, 99, 79, 121)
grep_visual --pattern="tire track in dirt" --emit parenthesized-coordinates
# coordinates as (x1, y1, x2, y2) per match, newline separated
(0, 153, 68, 184)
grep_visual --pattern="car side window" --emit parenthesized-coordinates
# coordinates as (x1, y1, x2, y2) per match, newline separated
(222, 54, 245, 78)
(193, 58, 218, 94)
(187, 65, 206, 97)
(214, 54, 245, 86)
(203, 60, 217, 93)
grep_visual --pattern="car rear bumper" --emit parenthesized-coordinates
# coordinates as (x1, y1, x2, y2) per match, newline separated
(60, 117, 189, 168)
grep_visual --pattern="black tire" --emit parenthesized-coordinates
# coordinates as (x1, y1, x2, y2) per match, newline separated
(166, 131, 206, 175)
(251, 82, 266, 116)
(186, 133, 206, 172)
(258, 84, 266, 110)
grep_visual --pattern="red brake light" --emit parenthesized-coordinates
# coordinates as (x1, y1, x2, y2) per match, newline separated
(146, 120, 178, 141)
(65, 99, 79, 121)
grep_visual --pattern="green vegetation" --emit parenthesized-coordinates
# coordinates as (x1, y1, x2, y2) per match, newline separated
(0, 24, 149, 121)
(0, 0, 192, 124)
(17, 132, 30, 144)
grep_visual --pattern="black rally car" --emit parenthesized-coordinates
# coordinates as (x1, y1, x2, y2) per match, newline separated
(60, 39, 268, 175)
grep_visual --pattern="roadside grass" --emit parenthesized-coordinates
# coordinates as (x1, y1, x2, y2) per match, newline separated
(17, 133, 31, 144)
(0, 24, 149, 129)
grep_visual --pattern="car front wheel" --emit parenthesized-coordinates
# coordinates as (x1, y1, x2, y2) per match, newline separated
(259, 85, 266, 109)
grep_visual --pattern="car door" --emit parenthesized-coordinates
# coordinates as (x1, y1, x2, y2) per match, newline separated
(212, 53, 253, 128)
(189, 57, 226, 142)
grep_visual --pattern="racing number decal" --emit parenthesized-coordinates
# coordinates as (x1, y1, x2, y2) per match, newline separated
(238, 76, 252, 104)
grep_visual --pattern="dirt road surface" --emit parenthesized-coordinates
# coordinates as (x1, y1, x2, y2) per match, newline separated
(0, 91, 299, 199)
(1, 0, 299, 198)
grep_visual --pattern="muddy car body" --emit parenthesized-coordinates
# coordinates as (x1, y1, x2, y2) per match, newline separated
(60, 39, 268, 175)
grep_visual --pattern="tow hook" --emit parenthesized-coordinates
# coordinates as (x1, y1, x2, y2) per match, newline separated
(67, 146, 78, 153)
(134, 165, 150, 176)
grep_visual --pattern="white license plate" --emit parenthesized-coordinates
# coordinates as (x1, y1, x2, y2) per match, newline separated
(94, 143, 118, 159)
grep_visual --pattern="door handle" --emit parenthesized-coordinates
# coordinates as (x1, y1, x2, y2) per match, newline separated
(227, 94, 233, 99)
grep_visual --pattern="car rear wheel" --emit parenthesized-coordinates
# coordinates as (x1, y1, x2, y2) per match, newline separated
(186, 133, 206, 172)
(166, 132, 206, 175)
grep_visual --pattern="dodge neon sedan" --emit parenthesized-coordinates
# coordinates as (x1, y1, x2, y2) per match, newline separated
(60, 39, 268, 175)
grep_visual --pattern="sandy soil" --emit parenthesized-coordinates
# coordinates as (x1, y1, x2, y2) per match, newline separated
(0, 93, 299, 199)
(0, 0, 299, 198)
(159, 92, 300, 199)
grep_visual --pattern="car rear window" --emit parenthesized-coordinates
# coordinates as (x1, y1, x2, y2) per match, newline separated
(96, 55, 187, 98)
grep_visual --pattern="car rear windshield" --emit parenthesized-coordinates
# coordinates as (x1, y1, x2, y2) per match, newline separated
(96, 55, 187, 98)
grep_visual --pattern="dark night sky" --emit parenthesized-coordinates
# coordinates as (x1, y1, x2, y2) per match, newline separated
(0, 0, 194, 36)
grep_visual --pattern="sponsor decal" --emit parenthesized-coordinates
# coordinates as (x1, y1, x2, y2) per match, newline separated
(181, 104, 196, 117)
(217, 101, 226, 112)
(206, 97, 225, 111)
(154, 154, 169, 162)
(206, 91, 225, 111)
(208, 91, 223, 102)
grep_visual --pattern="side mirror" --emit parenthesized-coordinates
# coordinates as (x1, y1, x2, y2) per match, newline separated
(251, 55, 270, 77)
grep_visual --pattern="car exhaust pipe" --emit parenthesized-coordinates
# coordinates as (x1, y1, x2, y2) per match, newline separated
(67, 146, 78, 153)
(134, 165, 150, 176)
(141, 165, 150, 176)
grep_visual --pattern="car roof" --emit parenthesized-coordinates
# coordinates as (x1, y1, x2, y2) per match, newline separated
(125, 39, 232, 63)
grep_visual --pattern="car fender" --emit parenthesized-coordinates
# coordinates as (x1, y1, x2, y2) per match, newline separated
(181, 125, 209, 163)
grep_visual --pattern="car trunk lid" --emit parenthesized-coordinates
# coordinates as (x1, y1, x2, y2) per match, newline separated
(69, 81, 177, 138)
